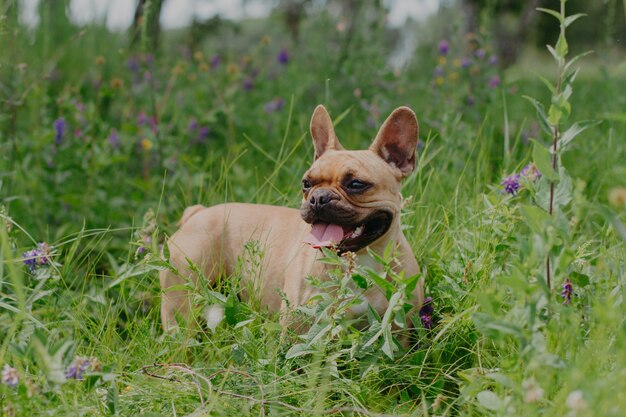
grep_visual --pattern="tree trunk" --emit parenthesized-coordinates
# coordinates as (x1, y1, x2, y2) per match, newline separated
(130, 0, 165, 52)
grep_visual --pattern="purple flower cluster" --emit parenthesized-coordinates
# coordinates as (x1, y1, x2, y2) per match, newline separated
(54, 117, 66, 145)
(438, 40, 449, 55)
(187, 118, 210, 143)
(264, 97, 284, 113)
(66, 356, 99, 380)
(2, 364, 18, 388)
(488, 75, 501, 89)
(501, 174, 521, 195)
(561, 278, 573, 305)
(277, 48, 289, 65)
(501, 163, 542, 195)
(22, 242, 51, 272)
(419, 297, 434, 329)
(137, 111, 158, 134)
(108, 129, 120, 149)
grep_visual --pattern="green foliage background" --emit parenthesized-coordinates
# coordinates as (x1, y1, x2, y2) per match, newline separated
(1, 1, 625, 415)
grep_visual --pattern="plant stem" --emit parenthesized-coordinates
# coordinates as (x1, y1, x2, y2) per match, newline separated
(546, 0, 567, 291)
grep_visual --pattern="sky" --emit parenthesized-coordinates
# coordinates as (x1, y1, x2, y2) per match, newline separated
(20, 0, 439, 30)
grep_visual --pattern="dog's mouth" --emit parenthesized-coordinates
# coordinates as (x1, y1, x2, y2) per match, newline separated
(303, 211, 393, 254)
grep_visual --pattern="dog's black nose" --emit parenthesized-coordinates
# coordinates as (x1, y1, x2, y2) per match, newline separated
(309, 189, 337, 209)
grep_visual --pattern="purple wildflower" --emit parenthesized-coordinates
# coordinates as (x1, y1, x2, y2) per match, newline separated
(210, 54, 221, 69)
(501, 174, 521, 195)
(263, 97, 284, 113)
(461, 57, 472, 68)
(243, 77, 254, 91)
(2, 364, 19, 388)
(127, 56, 139, 73)
(65, 356, 93, 380)
(438, 40, 449, 55)
(489, 55, 498, 66)
(108, 129, 120, 149)
(561, 278, 573, 305)
(433, 66, 445, 76)
(144, 53, 155, 67)
(277, 48, 289, 65)
(197, 127, 210, 141)
(187, 118, 199, 132)
(488, 75, 501, 89)
(520, 163, 542, 182)
(137, 111, 149, 126)
(53, 117, 66, 145)
(474, 48, 486, 59)
(137, 246, 146, 256)
(419, 297, 434, 329)
(149, 116, 158, 134)
(22, 242, 51, 272)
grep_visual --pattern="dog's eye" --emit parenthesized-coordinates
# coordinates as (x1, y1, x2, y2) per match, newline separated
(302, 179, 312, 191)
(347, 179, 370, 191)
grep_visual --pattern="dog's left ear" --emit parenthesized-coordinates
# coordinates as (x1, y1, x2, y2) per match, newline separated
(369, 106, 418, 177)
(310, 105, 344, 160)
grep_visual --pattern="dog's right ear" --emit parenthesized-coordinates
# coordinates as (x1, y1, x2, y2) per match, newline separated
(310, 105, 344, 160)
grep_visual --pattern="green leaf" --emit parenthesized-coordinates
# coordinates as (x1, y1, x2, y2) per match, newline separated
(555, 33, 569, 58)
(563, 13, 586, 28)
(364, 267, 394, 299)
(537, 7, 564, 23)
(532, 140, 558, 180)
(285, 343, 316, 359)
(558, 120, 601, 152)
(107, 381, 120, 416)
(523, 96, 553, 134)
(403, 274, 421, 296)
(569, 271, 590, 287)
(548, 103, 562, 126)
(599, 207, 626, 245)
(381, 327, 398, 359)
(537, 73, 557, 94)
(362, 291, 402, 350)
(477, 390, 503, 411)
(352, 273, 368, 289)
(393, 305, 407, 329)
(224, 293, 241, 325)
(564, 51, 593, 74)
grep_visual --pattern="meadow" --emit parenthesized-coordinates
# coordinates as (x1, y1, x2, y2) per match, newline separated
(1, 2, 626, 416)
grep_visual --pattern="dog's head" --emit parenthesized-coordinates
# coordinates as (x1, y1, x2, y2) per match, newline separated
(300, 105, 418, 253)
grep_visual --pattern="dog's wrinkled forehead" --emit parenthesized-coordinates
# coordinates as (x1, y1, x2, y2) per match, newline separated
(305, 149, 398, 185)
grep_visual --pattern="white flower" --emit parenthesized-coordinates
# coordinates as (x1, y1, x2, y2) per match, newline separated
(204, 304, 225, 332)
(566, 390, 587, 412)
(2, 364, 19, 387)
(522, 377, 544, 403)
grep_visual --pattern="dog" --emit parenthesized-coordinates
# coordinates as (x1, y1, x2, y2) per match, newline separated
(160, 105, 423, 332)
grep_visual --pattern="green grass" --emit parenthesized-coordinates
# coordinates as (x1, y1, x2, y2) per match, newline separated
(1, 3, 626, 416)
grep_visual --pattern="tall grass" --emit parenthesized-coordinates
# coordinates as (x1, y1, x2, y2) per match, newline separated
(1, 1, 626, 416)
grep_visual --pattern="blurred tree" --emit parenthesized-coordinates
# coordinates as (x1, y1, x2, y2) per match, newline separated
(461, 0, 625, 67)
(534, 0, 626, 51)
(461, 0, 545, 67)
(188, 15, 240, 52)
(277, 0, 312, 43)
(37, 0, 73, 58)
(131, 0, 165, 52)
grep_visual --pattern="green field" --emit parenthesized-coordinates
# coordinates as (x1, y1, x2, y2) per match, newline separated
(1, 2, 626, 416)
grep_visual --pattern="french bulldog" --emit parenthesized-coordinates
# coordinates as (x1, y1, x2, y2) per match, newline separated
(160, 105, 423, 331)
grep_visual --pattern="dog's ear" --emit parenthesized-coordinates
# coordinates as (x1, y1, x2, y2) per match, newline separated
(369, 106, 418, 177)
(310, 105, 344, 160)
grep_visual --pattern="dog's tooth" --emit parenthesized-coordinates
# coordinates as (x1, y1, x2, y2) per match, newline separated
(351, 225, 364, 238)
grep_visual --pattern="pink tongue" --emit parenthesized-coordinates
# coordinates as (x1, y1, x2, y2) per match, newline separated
(303, 223, 345, 248)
